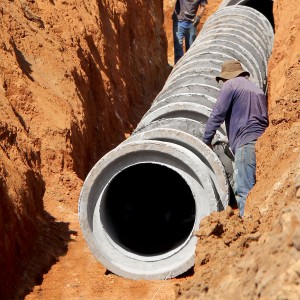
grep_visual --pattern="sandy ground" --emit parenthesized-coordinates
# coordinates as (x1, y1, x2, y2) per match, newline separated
(25, 180, 181, 300)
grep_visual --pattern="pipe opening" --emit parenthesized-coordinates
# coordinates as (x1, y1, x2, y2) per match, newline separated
(101, 163, 196, 256)
(227, 0, 274, 29)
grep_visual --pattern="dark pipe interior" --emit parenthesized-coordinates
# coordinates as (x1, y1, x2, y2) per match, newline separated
(101, 163, 196, 256)
(227, 0, 274, 29)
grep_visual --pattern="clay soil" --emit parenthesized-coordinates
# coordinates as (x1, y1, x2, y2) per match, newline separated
(1, 0, 300, 299)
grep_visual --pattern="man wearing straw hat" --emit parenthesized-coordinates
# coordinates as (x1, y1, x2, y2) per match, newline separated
(203, 60, 269, 217)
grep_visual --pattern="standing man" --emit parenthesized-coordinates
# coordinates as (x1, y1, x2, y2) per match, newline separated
(173, 0, 208, 65)
(203, 60, 269, 217)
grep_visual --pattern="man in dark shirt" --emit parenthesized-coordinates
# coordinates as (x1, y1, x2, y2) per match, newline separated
(203, 60, 269, 217)
(173, 0, 208, 64)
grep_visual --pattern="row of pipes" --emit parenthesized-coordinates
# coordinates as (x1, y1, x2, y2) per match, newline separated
(78, 0, 274, 279)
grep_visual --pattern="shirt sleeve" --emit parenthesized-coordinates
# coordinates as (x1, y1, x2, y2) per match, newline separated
(203, 83, 234, 145)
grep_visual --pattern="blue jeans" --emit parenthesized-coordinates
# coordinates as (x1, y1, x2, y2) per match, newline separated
(234, 142, 256, 217)
(173, 19, 197, 64)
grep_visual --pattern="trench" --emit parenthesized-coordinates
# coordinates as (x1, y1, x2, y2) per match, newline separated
(79, 0, 275, 280)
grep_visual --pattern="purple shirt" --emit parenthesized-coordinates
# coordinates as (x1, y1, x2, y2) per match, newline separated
(203, 77, 269, 154)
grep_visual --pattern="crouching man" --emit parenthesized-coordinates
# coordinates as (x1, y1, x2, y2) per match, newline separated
(203, 60, 269, 217)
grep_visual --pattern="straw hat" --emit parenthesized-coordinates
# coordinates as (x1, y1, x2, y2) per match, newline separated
(216, 60, 250, 82)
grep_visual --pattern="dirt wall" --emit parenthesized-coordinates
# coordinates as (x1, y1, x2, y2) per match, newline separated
(0, 0, 168, 298)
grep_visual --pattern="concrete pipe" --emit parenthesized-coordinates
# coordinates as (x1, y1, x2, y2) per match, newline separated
(79, 2, 274, 279)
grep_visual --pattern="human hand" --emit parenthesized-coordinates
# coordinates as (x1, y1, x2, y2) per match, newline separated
(193, 15, 201, 26)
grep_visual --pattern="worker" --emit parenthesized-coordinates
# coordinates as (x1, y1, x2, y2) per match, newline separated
(203, 60, 269, 217)
(172, 0, 208, 65)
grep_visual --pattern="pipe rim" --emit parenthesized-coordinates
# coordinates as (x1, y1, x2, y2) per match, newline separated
(137, 102, 215, 131)
(156, 83, 220, 103)
(79, 140, 217, 279)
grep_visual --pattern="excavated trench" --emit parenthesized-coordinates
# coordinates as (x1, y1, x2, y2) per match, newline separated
(79, 0, 275, 280)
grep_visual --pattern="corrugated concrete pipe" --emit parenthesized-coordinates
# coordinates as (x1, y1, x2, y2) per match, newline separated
(79, 4, 274, 279)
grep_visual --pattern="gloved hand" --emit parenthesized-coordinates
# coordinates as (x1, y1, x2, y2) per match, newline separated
(193, 15, 201, 26)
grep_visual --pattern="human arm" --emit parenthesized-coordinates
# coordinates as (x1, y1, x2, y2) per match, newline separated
(198, 3, 206, 18)
(172, 0, 180, 20)
(193, 1, 207, 26)
(203, 84, 234, 146)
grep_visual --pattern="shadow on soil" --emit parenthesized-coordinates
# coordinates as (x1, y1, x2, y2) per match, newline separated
(19, 212, 77, 300)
